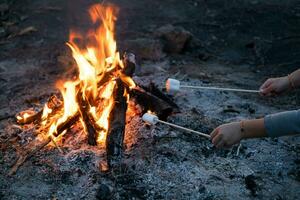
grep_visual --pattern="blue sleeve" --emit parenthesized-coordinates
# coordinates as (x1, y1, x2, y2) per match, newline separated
(264, 109, 300, 137)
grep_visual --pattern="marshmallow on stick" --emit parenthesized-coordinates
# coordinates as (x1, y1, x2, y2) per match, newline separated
(142, 113, 210, 139)
(166, 78, 260, 94)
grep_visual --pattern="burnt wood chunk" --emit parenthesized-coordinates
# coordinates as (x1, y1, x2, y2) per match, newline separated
(76, 91, 100, 145)
(142, 82, 178, 109)
(54, 113, 80, 137)
(16, 95, 62, 124)
(97, 71, 113, 88)
(106, 78, 127, 167)
(130, 86, 178, 120)
(9, 137, 52, 175)
(122, 52, 136, 77)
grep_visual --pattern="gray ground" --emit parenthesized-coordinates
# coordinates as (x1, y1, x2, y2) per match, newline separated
(0, 0, 300, 199)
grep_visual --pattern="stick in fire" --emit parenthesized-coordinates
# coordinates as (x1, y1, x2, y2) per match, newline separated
(106, 78, 128, 167)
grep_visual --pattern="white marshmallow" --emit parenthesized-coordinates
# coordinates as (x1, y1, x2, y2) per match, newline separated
(166, 78, 180, 94)
(142, 113, 159, 125)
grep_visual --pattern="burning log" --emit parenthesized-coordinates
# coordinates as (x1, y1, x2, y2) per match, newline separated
(142, 82, 179, 109)
(106, 79, 127, 167)
(130, 86, 178, 120)
(16, 110, 42, 125)
(53, 113, 80, 137)
(104, 53, 135, 167)
(76, 91, 104, 145)
(16, 95, 62, 124)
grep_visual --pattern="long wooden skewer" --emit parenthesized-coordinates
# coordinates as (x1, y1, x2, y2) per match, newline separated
(157, 119, 211, 139)
(166, 78, 260, 94)
(181, 85, 260, 93)
(142, 113, 211, 139)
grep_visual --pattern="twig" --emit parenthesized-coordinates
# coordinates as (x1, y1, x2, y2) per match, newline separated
(9, 137, 51, 175)
(236, 143, 242, 156)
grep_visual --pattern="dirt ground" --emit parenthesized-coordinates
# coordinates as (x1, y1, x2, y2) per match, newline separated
(1, 0, 300, 199)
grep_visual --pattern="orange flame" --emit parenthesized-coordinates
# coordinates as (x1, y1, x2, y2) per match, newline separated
(43, 4, 135, 146)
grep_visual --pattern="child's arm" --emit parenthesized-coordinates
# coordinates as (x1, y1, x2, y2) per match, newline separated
(264, 110, 300, 137)
(260, 68, 300, 96)
(210, 110, 300, 148)
(210, 119, 266, 148)
(289, 69, 300, 88)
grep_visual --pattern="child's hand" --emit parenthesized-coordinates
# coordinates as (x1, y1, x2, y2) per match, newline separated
(259, 76, 289, 96)
(210, 122, 242, 148)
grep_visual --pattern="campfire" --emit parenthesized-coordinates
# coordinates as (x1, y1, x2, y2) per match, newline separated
(10, 3, 177, 175)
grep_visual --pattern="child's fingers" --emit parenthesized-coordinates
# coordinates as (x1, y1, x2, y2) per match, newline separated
(260, 85, 274, 96)
(210, 127, 220, 139)
(212, 133, 222, 146)
(260, 79, 272, 90)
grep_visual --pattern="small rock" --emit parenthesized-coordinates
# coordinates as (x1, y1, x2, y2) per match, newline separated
(198, 184, 206, 193)
(223, 105, 240, 114)
(122, 38, 165, 61)
(156, 24, 192, 53)
(248, 107, 255, 114)
(245, 175, 258, 196)
(96, 184, 112, 200)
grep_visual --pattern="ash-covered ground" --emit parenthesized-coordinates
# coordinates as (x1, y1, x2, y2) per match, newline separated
(1, 0, 300, 199)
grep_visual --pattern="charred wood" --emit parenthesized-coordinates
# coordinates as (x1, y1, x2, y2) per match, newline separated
(16, 95, 62, 125)
(9, 137, 51, 175)
(130, 86, 178, 120)
(53, 113, 80, 137)
(76, 91, 103, 145)
(141, 82, 179, 109)
(122, 52, 136, 77)
(106, 78, 127, 167)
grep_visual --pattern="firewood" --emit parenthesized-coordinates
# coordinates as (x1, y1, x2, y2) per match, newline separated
(16, 110, 42, 125)
(122, 52, 136, 77)
(9, 137, 51, 175)
(141, 82, 178, 109)
(97, 71, 113, 88)
(105, 53, 137, 167)
(9, 111, 80, 175)
(130, 86, 178, 120)
(54, 112, 80, 137)
(76, 91, 104, 145)
(106, 78, 127, 167)
(9, 132, 64, 175)
(16, 95, 62, 124)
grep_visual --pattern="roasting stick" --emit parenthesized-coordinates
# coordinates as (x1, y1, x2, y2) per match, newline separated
(166, 78, 260, 94)
(180, 85, 259, 93)
(142, 113, 211, 139)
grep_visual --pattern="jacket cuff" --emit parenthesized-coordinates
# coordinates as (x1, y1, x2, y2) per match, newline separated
(264, 110, 300, 137)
